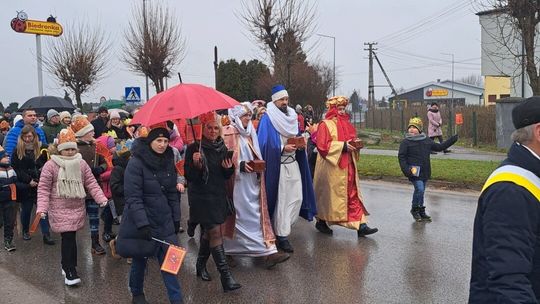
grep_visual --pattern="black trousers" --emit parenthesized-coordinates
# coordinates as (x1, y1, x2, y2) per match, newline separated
(0, 201, 15, 241)
(61, 231, 77, 269)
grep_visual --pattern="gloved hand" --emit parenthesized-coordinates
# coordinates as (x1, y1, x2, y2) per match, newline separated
(92, 166, 105, 176)
(174, 221, 180, 234)
(138, 225, 152, 241)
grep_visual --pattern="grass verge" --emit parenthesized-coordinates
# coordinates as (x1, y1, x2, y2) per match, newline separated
(357, 154, 500, 188)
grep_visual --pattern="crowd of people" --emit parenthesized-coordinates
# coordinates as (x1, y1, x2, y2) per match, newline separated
(0, 84, 468, 304)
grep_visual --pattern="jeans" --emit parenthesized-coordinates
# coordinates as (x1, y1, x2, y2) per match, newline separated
(20, 197, 50, 235)
(101, 205, 113, 233)
(129, 245, 183, 303)
(1, 201, 15, 241)
(411, 180, 427, 208)
(85, 199, 100, 236)
(61, 231, 77, 269)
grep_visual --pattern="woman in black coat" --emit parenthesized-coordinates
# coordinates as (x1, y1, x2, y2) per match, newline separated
(116, 128, 182, 304)
(11, 125, 54, 245)
(184, 117, 241, 293)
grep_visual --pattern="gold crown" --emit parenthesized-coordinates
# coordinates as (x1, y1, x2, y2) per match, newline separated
(326, 96, 349, 108)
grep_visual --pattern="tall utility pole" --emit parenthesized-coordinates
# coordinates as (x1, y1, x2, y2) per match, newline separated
(364, 42, 377, 109)
(214, 46, 218, 89)
(143, 0, 149, 101)
(317, 34, 336, 96)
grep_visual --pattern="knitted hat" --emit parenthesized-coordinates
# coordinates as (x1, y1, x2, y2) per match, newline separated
(271, 84, 289, 102)
(295, 104, 302, 113)
(59, 111, 71, 121)
(47, 109, 59, 121)
(408, 117, 423, 132)
(109, 111, 121, 120)
(147, 127, 170, 143)
(57, 128, 78, 151)
(70, 115, 94, 137)
(0, 121, 9, 131)
(98, 106, 108, 114)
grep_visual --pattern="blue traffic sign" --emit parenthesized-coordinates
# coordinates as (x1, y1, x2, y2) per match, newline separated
(125, 87, 141, 103)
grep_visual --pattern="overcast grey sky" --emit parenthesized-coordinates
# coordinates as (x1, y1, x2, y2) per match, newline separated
(0, 0, 480, 106)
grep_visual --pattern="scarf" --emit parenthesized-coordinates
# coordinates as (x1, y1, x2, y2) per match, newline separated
(51, 153, 86, 199)
(266, 102, 299, 137)
(405, 133, 427, 141)
(200, 137, 227, 184)
(229, 110, 262, 159)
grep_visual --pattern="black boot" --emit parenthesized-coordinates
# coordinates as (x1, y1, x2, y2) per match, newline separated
(91, 235, 106, 255)
(357, 223, 378, 237)
(315, 220, 333, 235)
(418, 206, 432, 222)
(43, 233, 55, 245)
(102, 231, 116, 243)
(196, 237, 212, 281)
(276, 237, 294, 253)
(211, 244, 241, 292)
(410, 207, 422, 222)
(132, 293, 149, 304)
(187, 220, 197, 238)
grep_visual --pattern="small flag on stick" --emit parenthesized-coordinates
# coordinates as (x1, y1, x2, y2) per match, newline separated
(152, 237, 186, 275)
(29, 214, 41, 234)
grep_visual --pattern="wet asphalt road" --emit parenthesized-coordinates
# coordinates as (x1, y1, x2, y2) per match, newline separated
(0, 181, 478, 304)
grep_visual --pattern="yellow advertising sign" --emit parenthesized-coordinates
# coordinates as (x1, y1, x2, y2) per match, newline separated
(23, 20, 63, 36)
(425, 88, 448, 97)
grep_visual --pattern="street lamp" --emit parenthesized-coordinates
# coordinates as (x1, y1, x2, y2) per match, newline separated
(442, 52, 454, 134)
(317, 33, 336, 96)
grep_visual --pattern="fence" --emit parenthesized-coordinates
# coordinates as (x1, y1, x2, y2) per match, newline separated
(365, 105, 496, 145)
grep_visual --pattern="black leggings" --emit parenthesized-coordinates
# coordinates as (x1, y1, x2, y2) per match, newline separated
(61, 231, 77, 269)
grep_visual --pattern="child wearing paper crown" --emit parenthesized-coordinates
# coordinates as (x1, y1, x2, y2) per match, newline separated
(0, 145, 23, 252)
(36, 128, 108, 286)
(398, 117, 458, 222)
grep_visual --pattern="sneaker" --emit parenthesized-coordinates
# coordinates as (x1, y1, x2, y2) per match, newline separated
(418, 207, 432, 222)
(4, 240, 16, 252)
(62, 268, 81, 286)
(410, 207, 422, 222)
(264, 252, 290, 269)
(22, 232, 31, 241)
(357, 224, 378, 237)
(102, 232, 116, 243)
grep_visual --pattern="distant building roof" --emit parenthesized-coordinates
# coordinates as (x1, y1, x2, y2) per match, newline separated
(476, 7, 508, 16)
(390, 80, 483, 99)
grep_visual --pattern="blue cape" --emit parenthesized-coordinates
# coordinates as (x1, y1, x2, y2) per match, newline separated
(257, 114, 317, 221)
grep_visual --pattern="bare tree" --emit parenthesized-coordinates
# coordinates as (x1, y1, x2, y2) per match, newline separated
(457, 74, 485, 87)
(44, 22, 109, 109)
(123, 1, 186, 94)
(476, 0, 540, 94)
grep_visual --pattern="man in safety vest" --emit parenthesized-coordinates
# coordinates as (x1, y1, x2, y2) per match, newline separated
(469, 96, 540, 303)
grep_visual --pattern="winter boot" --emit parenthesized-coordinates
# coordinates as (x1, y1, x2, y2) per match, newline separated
(315, 220, 333, 235)
(357, 223, 378, 237)
(187, 220, 197, 238)
(4, 239, 16, 252)
(91, 235, 106, 255)
(211, 244, 241, 292)
(276, 237, 294, 253)
(196, 237, 212, 281)
(410, 207, 422, 222)
(43, 233, 56, 245)
(102, 231, 116, 243)
(132, 293, 149, 304)
(418, 206, 432, 222)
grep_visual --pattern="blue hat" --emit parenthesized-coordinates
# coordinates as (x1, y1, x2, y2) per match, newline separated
(271, 84, 289, 102)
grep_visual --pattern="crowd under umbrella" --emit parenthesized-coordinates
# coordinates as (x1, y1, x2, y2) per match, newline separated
(19, 96, 76, 114)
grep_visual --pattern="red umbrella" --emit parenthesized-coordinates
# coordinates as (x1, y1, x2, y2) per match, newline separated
(131, 83, 240, 127)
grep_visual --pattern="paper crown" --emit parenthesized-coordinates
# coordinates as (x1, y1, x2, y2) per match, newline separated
(70, 115, 94, 137)
(199, 111, 217, 125)
(106, 130, 118, 139)
(408, 117, 423, 132)
(137, 126, 149, 138)
(326, 96, 349, 108)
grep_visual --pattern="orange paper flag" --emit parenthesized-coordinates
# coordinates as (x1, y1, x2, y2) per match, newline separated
(29, 214, 41, 234)
(161, 245, 187, 275)
(455, 113, 464, 125)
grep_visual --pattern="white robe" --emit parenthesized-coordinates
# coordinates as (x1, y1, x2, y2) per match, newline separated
(273, 134, 303, 237)
(223, 135, 277, 257)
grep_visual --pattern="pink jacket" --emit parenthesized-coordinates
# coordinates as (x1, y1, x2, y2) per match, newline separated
(36, 159, 107, 233)
(169, 128, 184, 152)
(427, 110, 443, 137)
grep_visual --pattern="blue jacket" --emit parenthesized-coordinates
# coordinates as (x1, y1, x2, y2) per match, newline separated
(469, 143, 540, 303)
(116, 139, 180, 258)
(4, 120, 47, 157)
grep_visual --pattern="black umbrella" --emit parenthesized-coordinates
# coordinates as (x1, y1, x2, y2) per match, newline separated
(19, 96, 76, 114)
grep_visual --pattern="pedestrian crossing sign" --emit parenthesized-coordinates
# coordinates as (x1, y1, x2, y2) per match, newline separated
(125, 87, 141, 103)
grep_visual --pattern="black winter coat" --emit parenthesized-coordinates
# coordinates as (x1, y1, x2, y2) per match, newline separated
(116, 139, 180, 258)
(469, 143, 540, 303)
(91, 117, 108, 139)
(11, 149, 47, 201)
(109, 154, 129, 216)
(184, 139, 234, 225)
(398, 134, 457, 180)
